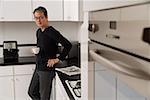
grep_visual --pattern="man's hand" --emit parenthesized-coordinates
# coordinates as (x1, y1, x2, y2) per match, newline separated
(47, 58, 59, 68)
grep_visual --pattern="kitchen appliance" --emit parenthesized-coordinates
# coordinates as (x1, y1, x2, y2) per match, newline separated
(88, 5, 150, 99)
(3, 41, 19, 62)
(65, 80, 81, 100)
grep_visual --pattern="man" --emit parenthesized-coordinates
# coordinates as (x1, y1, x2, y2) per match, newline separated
(28, 6, 72, 100)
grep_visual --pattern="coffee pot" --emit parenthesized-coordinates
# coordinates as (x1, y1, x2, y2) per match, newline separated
(3, 41, 19, 62)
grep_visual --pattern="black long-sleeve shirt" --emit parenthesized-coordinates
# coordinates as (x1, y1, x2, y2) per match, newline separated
(36, 26, 72, 71)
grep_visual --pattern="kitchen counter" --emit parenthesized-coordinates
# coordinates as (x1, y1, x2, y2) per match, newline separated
(56, 70, 80, 100)
(0, 56, 36, 66)
(0, 55, 80, 99)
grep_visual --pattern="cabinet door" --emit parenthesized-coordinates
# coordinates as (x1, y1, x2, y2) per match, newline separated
(64, 0, 79, 21)
(14, 64, 35, 100)
(117, 79, 146, 100)
(0, 66, 13, 76)
(120, 4, 149, 21)
(94, 70, 116, 100)
(32, 0, 63, 21)
(2, 0, 32, 21)
(55, 74, 70, 100)
(14, 64, 35, 75)
(15, 75, 32, 100)
(0, 76, 14, 100)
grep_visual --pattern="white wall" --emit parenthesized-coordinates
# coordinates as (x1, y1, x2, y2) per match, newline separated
(0, 22, 80, 57)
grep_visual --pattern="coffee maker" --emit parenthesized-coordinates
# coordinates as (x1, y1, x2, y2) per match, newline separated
(3, 41, 19, 62)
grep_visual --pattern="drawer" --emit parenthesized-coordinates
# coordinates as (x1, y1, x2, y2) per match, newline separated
(0, 66, 13, 76)
(14, 64, 35, 75)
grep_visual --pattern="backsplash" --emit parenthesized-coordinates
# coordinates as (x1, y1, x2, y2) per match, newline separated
(0, 22, 81, 57)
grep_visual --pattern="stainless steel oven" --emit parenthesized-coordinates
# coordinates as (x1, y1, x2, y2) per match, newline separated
(88, 4, 150, 100)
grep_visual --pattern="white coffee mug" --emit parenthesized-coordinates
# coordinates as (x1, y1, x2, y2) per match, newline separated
(31, 47, 40, 54)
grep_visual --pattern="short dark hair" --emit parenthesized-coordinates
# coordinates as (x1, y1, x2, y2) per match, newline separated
(33, 6, 48, 17)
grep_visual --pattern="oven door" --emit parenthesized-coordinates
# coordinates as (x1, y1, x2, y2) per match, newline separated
(89, 44, 150, 80)
(89, 41, 150, 99)
(88, 7, 150, 99)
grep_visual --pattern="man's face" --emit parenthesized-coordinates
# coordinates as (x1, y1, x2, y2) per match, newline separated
(34, 11, 48, 28)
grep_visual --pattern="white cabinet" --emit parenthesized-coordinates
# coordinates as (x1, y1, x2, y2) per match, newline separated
(14, 64, 35, 75)
(90, 9, 120, 21)
(0, 66, 14, 100)
(32, 0, 63, 21)
(0, 64, 35, 100)
(14, 64, 55, 100)
(14, 64, 35, 100)
(15, 75, 32, 100)
(1, 0, 32, 21)
(64, 0, 81, 21)
(0, 66, 13, 76)
(0, 76, 14, 100)
(120, 4, 149, 21)
(55, 73, 70, 100)
(0, 0, 82, 21)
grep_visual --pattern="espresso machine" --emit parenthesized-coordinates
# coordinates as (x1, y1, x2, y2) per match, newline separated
(3, 41, 19, 62)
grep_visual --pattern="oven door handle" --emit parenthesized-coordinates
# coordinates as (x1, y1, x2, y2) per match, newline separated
(89, 50, 150, 80)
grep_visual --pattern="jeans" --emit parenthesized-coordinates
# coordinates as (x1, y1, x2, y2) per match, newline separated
(28, 70, 55, 100)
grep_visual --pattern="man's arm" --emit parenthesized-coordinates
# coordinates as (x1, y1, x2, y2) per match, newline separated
(51, 28, 72, 61)
(47, 28, 72, 67)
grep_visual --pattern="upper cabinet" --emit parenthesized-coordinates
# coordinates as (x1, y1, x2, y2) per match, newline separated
(1, 0, 32, 21)
(120, 4, 149, 21)
(32, 0, 63, 21)
(64, 0, 82, 21)
(0, 0, 82, 21)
